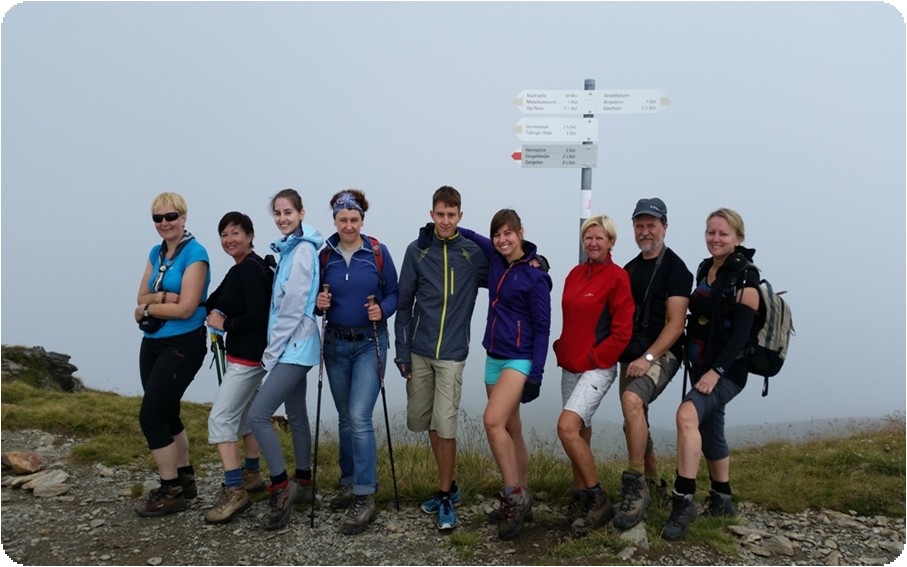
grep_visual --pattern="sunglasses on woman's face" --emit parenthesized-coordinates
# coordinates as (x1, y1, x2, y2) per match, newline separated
(152, 212, 181, 223)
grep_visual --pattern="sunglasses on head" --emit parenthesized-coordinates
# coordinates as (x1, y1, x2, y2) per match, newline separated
(152, 212, 181, 223)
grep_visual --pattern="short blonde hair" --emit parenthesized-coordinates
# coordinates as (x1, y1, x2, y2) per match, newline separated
(581, 214, 617, 247)
(151, 192, 187, 215)
(706, 208, 745, 240)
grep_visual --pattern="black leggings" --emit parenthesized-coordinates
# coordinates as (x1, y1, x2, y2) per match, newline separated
(138, 327, 206, 450)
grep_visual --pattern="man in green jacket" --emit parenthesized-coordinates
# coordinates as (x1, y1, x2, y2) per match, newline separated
(394, 185, 488, 531)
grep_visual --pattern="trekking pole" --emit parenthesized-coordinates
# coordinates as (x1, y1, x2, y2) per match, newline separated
(310, 284, 330, 528)
(208, 328, 224, 386)
(367, 295, 400, 511)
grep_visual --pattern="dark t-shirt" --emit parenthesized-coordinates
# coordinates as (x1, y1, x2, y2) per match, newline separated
(623, 246, 693, 360)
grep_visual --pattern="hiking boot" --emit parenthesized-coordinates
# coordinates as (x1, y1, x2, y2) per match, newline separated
(647, 476, 670, 508)
(243, 469, 266, 493)
(613, 471, 652, 530)
(329, 484, 354, 510)
(487, 489, 535, 523)
(421, 484, 462, 514)
(661, 491, 698, 541)
(437, 496, 457, 530)
(294, 478, 315, 506)
(261, 481, 302, 531)
(134, 485, 186, 517)
(178, 471, 197, 500)
(703, 489, 736, 518)
(571, 489, 615, 536)
(341, 494, 378, 535)
(497, 488, 530, 541)
(204, 485, 252, 524)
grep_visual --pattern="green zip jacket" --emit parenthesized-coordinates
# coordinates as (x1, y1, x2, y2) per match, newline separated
(394, 226, 488, 363)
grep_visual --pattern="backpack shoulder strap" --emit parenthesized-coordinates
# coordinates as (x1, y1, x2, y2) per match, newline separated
(368, 236, 385, 289)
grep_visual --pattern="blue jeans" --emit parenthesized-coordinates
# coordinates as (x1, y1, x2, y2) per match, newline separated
(324, 325, 387, 496)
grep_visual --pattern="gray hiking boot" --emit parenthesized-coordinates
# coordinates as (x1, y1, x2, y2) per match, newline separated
(341, 494, 378, 535)
(703, 488, 736, 518)
(242, 469, 266, 493)
(134, 484, 187, 517)
(293, 478, 315, 506)
(205, 485, 252, 524)
(571, 489, 614, 537)
(613, 470, 652, 530)
(329, 484, 354, 510)
(261, 481, 302, 531)
(498, 489, 531, 541)
(661, 491, 698, 541)
(647, 476, 670, 508)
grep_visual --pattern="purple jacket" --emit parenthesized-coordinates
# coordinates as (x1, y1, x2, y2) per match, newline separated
(460, 227, 552, 385)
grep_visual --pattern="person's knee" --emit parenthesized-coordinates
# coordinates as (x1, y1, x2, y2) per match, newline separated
(676, 402, 698, 430)
(621, 390, 644, 417)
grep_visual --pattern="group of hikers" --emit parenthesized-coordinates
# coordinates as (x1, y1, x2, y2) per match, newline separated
(134, 185, 762, 543)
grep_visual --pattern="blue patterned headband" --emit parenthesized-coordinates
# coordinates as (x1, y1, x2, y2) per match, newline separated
(332, 191, 364, 218)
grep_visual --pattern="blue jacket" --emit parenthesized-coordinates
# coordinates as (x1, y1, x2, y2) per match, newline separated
(460, 227, 552, 385)
(320, 232, 398, 329)
(261, 223, 325, 371)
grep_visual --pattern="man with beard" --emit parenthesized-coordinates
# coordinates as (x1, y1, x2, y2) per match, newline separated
(613, 198, 693, 530)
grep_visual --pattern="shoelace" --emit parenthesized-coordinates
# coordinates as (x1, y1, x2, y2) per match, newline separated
(439, 499, 452, 516)
(618, 480, 641, 512)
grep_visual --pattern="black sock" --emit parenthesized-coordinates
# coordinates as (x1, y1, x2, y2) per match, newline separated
(160, 476, 181, 488)
(270, 471, 288, 486)
(177, 465, 194, 477)
(711, 480, 732, 495)
(674, 475, 696, 496)
(295, 468, 312, 481)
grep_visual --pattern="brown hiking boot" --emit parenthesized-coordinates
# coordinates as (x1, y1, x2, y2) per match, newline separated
(261, 481, 302, 531)
(571, 489, 614, 536)
(613, 471, 652, 530)
(329, 484, 354, 510)
(341, 494, 378, 535)
(134, 485, 187, 517)
(498, 488, 531, 540)
(178, 471, 197, 500)
(204, 485, 252, 524)
(242, 469, 266, 493)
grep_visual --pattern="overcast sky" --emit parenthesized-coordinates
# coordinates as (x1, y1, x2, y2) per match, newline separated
(2, 2, 904, 437)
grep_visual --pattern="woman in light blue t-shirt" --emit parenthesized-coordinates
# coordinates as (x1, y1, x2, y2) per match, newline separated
(132, 192, 210, 518)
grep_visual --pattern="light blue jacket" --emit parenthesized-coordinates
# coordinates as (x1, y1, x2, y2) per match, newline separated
(261, 223, 325, 371)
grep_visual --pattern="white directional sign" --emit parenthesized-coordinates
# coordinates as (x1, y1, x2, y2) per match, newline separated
(512, 144, 598, 169)
(513, 117, 598, 143)
(513, 89, 670, 115)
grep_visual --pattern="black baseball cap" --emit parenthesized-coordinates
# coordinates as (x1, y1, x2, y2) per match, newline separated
(632, 198, 667, 220)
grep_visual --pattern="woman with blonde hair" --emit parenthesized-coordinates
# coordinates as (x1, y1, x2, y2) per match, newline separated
(133, 192, 210, 517)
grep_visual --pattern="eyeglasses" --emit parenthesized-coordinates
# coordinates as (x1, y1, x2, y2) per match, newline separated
(152, 212, 181, 223)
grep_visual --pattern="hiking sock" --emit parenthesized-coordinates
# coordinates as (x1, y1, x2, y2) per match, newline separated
(503, 485, 519, 497)
(224, 468, 243, 489)
(674, 475, 696, 496)
(438, 489, 450, 499)
(711, 480, 732, 495)
(177, 464, 195, 477)
(269, 471, 289, 487)
(244, 457, 261, 472)
(295, 468, 312, 482)
(450, 479, 458, 493)
(584, 483, 603, 494)
(160, 476, 181, 489)
(628, 460, 645, 475)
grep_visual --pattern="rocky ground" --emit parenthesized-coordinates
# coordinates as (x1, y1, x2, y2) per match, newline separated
(1, 428, 904, 566)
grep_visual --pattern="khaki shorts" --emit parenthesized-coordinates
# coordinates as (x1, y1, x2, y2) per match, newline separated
(405, 354, 465, 439)
(619, 350, 681, 411)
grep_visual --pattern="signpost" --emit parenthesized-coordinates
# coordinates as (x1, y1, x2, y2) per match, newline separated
(512, 117, 598, 143)
(511, 80, 669, 261)
(511, 144, 598, 168)
(513, 89, 670, 115)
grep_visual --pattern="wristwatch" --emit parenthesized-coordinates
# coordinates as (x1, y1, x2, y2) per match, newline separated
(143, 304, 150, 317)
(644, 352, 656, 363)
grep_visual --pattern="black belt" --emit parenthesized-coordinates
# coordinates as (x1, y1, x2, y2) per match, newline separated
(329, 325, 372, 341)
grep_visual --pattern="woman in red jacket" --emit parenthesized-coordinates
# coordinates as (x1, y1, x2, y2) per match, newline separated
(553, 214, 634, 537)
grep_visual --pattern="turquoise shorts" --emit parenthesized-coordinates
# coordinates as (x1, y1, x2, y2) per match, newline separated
(484, 356, 532, 386)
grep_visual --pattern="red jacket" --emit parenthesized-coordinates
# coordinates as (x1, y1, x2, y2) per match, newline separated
(554, 255, 634, 373)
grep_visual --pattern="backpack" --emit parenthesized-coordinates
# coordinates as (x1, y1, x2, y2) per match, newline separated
(319, 236, 385, 289)
(744, 274, 794, 395)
